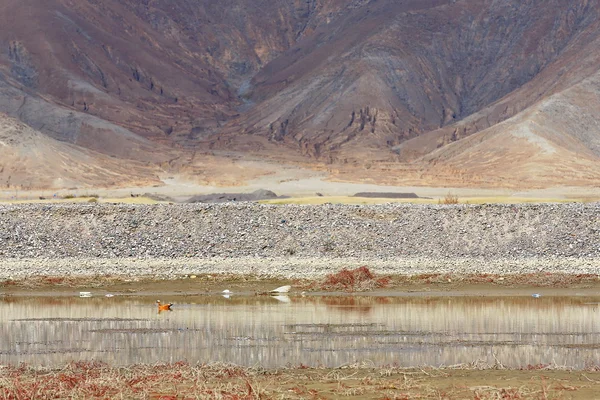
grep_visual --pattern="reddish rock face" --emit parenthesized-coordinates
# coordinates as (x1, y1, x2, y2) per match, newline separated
(1, 0, 600, 188)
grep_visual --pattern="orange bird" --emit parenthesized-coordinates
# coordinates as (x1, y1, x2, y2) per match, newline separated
(156, 300, 173, 312)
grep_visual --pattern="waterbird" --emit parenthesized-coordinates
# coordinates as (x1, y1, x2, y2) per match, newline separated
(256, 284, 292, 296)
(270, 285, 291, 294)
(156, 300, 173, 312)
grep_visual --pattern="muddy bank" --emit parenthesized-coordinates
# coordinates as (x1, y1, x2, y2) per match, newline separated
(2, 272, 600, 299)
(0, 203, 599, 278)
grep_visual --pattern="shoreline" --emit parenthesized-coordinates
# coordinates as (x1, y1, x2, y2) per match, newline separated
(2, 256, 600, 279)
(2, 257, 600, 298)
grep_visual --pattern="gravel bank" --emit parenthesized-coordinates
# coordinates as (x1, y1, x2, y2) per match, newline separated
(0, 203, 599, 279)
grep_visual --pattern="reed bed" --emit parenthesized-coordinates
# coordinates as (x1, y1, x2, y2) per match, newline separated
(1, 361, 599, 399)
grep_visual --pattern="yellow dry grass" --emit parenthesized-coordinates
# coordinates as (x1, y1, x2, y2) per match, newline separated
(0, 196, 163, 205)
(261, 196, 434, 205)
(260, 195, 594, 205)
(2, 194, 598, 206)
(2, 362, 599, 400)
(459, 196, 589, 204)
(98, 197, 164, 204)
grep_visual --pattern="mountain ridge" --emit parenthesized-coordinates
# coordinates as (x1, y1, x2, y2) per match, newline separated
(1, 0, 600, 189)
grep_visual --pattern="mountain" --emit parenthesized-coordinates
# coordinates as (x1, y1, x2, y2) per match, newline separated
(1, 0, 600, 189)
(0, 113, 162, 189)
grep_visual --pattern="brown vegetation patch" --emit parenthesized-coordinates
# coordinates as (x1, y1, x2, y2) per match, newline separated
(1, 362, 600, 399)
(439, 192, 459, 204)
(310, 266, 391, 292)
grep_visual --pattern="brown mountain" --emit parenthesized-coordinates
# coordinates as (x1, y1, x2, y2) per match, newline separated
(1, 0, 600, 189)
(0, 113, 162, 189)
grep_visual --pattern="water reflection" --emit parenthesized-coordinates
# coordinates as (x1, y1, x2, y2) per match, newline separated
(0, 295, 599, 368)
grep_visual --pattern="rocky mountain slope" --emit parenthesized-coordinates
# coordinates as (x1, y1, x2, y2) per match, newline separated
(1, 0, 600, 188)
(0, 113, 162, 189)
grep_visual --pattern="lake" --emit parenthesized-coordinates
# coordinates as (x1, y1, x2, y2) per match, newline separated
(1, 294, 599, 368)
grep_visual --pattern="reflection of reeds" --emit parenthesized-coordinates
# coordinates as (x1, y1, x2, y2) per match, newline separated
(319, 296, 378, 313)
(312, 266, 391, 292)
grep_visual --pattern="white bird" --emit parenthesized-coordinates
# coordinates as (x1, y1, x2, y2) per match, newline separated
(222, 289, 231, 294)
(269, 285, 291, 294)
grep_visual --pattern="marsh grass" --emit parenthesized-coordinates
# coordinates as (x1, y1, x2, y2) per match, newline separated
(1, 361, 598, 399)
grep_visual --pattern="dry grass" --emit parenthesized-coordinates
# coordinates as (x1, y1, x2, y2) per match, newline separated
(260, 195, 590, 205)
(0, 196, 162, 205)
(1, 192, 595, 206)
(260, 195, 435, 205)
(99, 196, 164, 204)
(308, 266, 391, 292)
(1, 362, 598, 399)
(459, 196, 588, 204)
(439, 192, 459, 204)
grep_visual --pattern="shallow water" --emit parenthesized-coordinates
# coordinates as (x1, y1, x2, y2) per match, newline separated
(1, 295, 599, 368)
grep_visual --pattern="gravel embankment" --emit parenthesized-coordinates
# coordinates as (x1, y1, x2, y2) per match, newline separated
(0, 203, 599, 278)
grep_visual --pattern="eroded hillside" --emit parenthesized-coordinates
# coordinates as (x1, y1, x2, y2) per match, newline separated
(1, 0, 599, 189)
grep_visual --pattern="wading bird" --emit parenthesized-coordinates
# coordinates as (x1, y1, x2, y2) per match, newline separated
(257, 285, 292, 296)
(270, 285, 291, 294)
